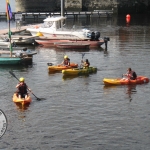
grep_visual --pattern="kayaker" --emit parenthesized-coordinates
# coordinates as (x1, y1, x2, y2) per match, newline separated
(123, 68, 137, 80)
(81, 59, 90, 68)
(16, 77, 31, 99)
(61, 55, 70, 66)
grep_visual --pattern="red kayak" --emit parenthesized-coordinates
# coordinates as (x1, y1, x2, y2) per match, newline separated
(48, 63, 78, 72)
(103, 76, 149, 85)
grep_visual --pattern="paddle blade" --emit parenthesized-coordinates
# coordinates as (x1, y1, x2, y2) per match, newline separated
(47, 63, 53, 66)
(82, 53, 85, 59)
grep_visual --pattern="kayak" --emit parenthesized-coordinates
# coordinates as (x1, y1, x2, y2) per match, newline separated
(48, 63, 78, 72)
(12, 93, 32, 105)
(62, 67, 97, 76)
(103, 76, 149, 85)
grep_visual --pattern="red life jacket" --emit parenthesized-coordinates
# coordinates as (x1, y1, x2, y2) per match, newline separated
(64, 58, 70, 65)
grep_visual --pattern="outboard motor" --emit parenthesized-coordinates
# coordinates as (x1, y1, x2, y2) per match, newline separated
(91, 32, 95, 41)
(4, 38, 9, 42)
(95, 31, 100, 41)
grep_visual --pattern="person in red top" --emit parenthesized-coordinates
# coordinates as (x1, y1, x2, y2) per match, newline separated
(61, 55, 70, 66)
(123, 68, 137, 80)
(16, 77, 31, 98)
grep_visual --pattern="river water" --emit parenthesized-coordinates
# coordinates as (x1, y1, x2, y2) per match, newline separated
(0, 14, 150, 150)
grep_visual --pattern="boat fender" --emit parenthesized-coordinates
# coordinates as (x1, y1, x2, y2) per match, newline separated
(36, 32, 43, 36)
(15, 52, 23, 58)
(35, 25, 39, 29)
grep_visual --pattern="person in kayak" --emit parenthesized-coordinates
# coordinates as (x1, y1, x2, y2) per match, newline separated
(16, 77, 31, 98)
(61, 55, 70, 66)
(123, 68, 137, 80)
(81, 59, 90, 68)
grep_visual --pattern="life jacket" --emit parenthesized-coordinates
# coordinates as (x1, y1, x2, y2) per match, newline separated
(18, 83, 27, 94)
(64, 58, 70, 65)
(132, 71, 137, 80)
(84, 61, 90, 68)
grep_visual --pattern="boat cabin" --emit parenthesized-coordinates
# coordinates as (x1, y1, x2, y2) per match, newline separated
(42, 16, 66, 30)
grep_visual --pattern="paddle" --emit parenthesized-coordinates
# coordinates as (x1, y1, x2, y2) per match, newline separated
(47, 63, 53, 66)
(9, 71, 43, 101)
(82, 53, 85, 60)
(80, 53, 85, 68)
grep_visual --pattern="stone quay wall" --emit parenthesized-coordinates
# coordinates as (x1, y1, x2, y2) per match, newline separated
(15, 0, 150, 14)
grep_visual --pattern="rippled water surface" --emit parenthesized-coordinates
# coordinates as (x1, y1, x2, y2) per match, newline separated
(0, 14, 150, 150)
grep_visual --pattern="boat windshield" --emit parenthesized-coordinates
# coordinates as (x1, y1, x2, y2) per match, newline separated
(43, 21, 54, 28)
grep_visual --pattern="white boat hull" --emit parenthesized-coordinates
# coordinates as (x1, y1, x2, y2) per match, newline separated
(26, 16, 101, 41)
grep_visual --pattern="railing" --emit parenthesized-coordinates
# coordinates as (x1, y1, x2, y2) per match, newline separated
(0, 10, 113, 20)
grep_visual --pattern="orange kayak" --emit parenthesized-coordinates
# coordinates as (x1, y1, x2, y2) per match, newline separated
(103, 76, 149, 85)
(12, 93, 32, 105)
(48, 63, 78, 72)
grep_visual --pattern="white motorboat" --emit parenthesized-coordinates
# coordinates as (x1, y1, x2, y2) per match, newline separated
(0, 35, 38, 45)
(26, 16, 101, 41)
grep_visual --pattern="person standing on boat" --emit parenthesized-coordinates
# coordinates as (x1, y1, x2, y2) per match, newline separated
(61, 55, 70, 66)
(16, 77, 31, 99)
(81, 59, 90, 68)
(123, 68, 137, 80)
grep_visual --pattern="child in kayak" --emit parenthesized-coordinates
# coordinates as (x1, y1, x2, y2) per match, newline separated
(16, 77, 31, 98)
(60, 55, 70, 66)
(81, 59, 90, 68)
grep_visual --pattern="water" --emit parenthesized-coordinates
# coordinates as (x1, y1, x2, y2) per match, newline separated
(0, 14, 150, 149)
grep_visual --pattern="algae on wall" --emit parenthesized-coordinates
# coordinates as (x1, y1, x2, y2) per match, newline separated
(118, 0, 149, 13)
(65, 0, 82, 11)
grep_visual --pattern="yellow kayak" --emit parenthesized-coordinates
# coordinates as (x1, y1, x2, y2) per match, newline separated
(62, 67, 97, 76)
(12, 93, 32, 105)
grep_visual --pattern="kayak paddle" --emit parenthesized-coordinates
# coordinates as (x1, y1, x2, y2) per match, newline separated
(79, 53, 85, 68)
(82, 53, 85, 60)
(47, 63, 53, 66)
(9, 71, 43, 101)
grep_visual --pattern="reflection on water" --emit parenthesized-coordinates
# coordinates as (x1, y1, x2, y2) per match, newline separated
(62, 74, 89, 81)
(126, 84, 137, 102)
(14, 102, 31, 111)
(13, 102, 31, 122)
(103, 84, 137, 102)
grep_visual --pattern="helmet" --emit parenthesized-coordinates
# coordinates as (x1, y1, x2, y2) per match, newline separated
(19, 77, 25, 82)
(64, 55, 68, 59)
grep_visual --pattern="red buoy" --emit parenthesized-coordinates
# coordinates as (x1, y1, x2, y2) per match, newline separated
(126, 14, 131, 23)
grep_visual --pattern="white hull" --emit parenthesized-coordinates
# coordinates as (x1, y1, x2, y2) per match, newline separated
(27, 29, 90, 40)
(26, 16, 100, 41)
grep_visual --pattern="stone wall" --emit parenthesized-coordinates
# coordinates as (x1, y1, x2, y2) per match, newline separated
(15, 0, 57, 12)
(15, 0, 150, 14)
(118, 0, 149, 13)
(82, 0, 117, 11)
(65, 0, 82, 11)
